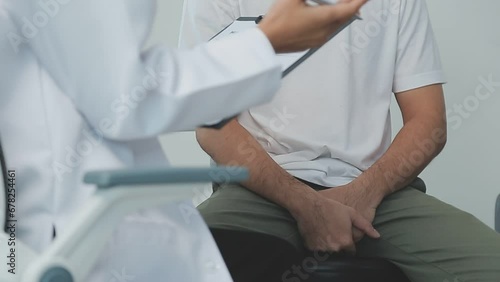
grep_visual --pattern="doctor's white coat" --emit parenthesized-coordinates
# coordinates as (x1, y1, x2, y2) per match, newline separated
(0, 0, 281, 280)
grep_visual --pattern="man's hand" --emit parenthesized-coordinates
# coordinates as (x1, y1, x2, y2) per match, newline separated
(198, 121, 380, 254)
(319, 182, 384, 242)
(197, 120, 381, 254)
(317, 84, 447, 242)
(259, 0, 367, 53)
(292, 190, 380, 254)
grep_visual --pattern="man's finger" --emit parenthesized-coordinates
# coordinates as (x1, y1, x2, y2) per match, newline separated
(352, 228, 365, 242)
(351, 211, 381, 239)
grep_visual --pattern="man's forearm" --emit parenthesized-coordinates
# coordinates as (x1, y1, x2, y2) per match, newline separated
(197, 120, 381, 250)
(196, 120, 316, 216)
(351, 115, 447, 202)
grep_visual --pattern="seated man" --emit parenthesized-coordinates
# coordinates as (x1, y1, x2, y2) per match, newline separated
(182, 0, 500, 281)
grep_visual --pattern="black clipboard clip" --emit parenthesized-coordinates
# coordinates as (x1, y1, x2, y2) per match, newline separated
(255, 15, 264, 24)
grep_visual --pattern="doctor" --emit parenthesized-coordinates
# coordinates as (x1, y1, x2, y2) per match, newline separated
(0, 0, 367, 280)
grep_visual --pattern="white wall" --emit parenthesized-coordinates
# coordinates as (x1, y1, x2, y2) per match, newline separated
(151, 0, 500, 227)
(147, 0, 211, 167)
(391, 0, 500, 228)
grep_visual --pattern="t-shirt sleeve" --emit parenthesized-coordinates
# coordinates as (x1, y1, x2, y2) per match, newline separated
(393, 0, 447, 93)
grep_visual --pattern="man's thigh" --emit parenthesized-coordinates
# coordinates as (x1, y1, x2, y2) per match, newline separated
(198, 183, 304, 251)
(198, 184, 305, 281)
(357, 186, 500, 282)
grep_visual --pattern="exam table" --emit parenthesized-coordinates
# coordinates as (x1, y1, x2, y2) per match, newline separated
(0, 165, 247, 282)
(0, 132, 245, 281)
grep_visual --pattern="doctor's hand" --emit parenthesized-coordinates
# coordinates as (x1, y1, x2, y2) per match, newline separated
(291, 191, 380, 254)
(259, 0, 367, 53)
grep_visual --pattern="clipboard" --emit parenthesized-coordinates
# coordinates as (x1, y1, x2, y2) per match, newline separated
(202, 15, 358, 129)
(210, 16, 358, 77)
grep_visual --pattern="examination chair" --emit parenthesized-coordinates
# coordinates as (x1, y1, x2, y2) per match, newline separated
(0, 136, 248, 281)
(210, 179, 416, 282)
(301, 181, 426, 282)
(304, 255, 409, 282)
(211, 228, 410, 282)
(302, 181, 429, 282)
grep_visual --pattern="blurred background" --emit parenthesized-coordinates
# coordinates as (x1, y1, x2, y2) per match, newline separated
(150, 0, 500, 228)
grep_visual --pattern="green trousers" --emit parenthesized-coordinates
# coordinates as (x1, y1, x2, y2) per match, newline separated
(198, 181, 500, 282)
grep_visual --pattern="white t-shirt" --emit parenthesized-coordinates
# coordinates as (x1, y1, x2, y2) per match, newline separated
(181, 0, 446, 187)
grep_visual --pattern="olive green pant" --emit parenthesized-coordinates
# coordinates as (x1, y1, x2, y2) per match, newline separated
(198, 181, 500, 282)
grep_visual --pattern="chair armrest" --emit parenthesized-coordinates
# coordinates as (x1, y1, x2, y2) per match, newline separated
(496, 194, 500, 233)
(84, 166, 248, 188)
(22, 166, 247, 282)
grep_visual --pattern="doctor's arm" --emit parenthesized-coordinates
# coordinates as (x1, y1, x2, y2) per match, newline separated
(16, 0, 366, 141)
(14, 0, 280, 140)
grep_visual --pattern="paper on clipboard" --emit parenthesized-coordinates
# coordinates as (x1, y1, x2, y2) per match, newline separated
(211, 19, 309, 75)
(210, 16, 357, 77)
(201, 15, 357, 129)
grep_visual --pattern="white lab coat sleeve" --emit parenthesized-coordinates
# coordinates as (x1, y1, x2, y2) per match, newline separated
(179, 0, 242, 48)
(9, 0, 281, 140)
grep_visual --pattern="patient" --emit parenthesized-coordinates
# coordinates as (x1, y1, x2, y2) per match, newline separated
(182, 0, 500, 281)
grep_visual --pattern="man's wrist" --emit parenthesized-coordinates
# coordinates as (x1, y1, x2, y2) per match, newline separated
(349, 178, 386, 207)
(283, 183, 319, 218)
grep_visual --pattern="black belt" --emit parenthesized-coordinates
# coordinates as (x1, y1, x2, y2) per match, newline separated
(299, 177, 427, 193)
(296, 178, 331, 191)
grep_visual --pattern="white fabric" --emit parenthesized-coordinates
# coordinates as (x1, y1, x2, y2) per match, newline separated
(85, 202, 232, 282)
(0, 0, 282, 280)
(182, 0, 446, 187)
(207, 20, 310, 73)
